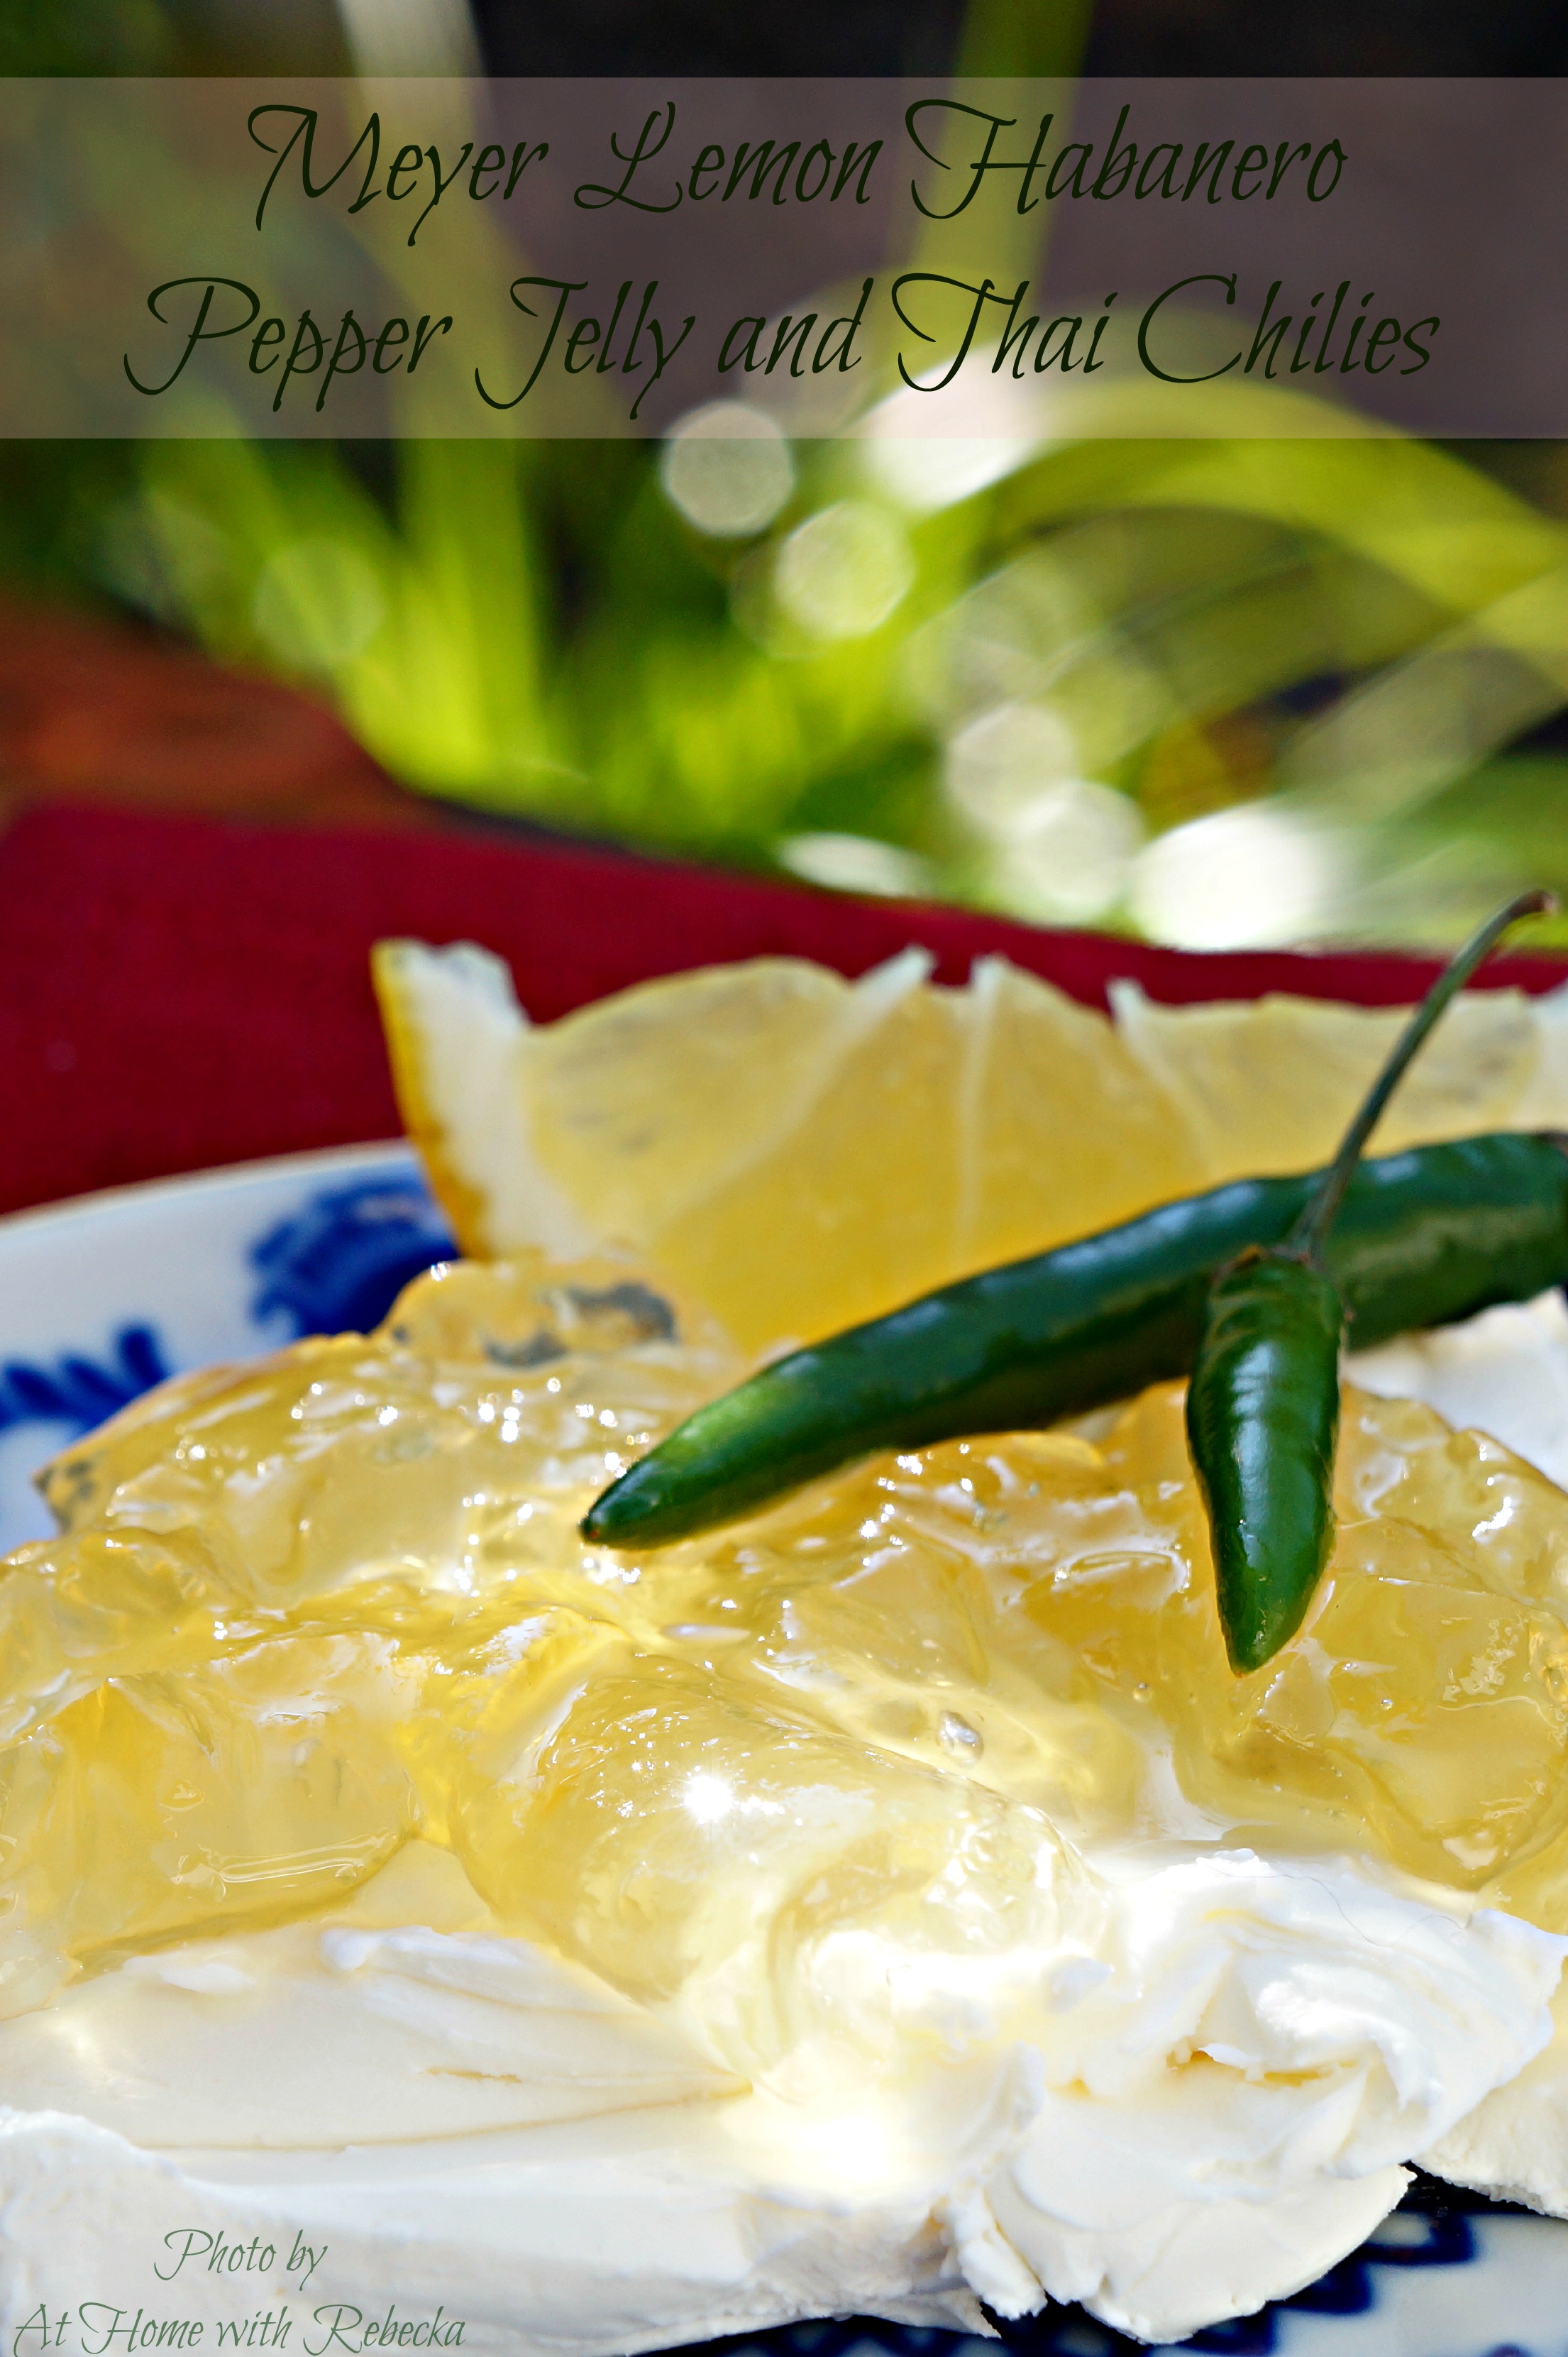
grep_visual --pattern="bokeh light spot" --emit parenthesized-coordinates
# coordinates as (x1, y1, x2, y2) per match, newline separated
(776, 833, 933, 899)
(995, 780, 1146, 923)
(1130, 804, 1346, 950)
(773, 502, 914, 642)
(863, 380, 1047, 514)
(661, 402, 794, 538)
(944, 701, 1080, 830)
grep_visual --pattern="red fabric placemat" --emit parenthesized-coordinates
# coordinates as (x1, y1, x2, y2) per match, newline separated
(4, 801, 1567, 1221)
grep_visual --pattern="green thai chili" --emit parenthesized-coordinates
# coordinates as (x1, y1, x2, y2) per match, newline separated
(582, 1130, 1568, 1550)
(1187, 891, 1557, 1676)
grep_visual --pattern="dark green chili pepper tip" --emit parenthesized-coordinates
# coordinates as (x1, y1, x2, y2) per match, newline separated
(1186, 1251, 1343, 1674)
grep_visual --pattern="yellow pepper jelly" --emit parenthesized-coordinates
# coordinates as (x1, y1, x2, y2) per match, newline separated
(7, 1249, 1568, 2035)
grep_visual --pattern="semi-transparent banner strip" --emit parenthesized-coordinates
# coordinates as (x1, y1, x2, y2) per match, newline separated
(1, 77, 1561, 437)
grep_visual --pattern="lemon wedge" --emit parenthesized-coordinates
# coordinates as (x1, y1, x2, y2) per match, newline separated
(372, 940, 1205, 1351)
(373, 938, 1568, 1355)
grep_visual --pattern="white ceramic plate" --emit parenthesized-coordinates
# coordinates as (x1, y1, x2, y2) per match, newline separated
(2, 1152, 1567, 2357)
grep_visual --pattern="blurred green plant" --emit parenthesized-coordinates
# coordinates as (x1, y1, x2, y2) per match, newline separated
(64, 406, 1568, 952)
(9, 0, 1568, 953)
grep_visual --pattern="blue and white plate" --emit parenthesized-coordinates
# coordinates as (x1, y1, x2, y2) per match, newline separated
(0, 1142, 453, 1554)
(1, 1150, 1567, 2357)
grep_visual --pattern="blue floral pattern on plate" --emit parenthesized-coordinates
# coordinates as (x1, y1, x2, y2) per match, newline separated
(248, 1172, 456, 1339)
(0, 1324, 170, 1441)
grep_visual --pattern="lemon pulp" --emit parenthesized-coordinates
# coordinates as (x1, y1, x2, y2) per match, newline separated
(5, 1249, 1568, 2033)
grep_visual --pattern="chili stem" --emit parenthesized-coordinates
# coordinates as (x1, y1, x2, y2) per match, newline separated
(1290, 889, 1557, 1264)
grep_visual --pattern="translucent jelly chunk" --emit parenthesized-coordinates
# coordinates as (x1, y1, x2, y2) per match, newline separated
(0, 1522, 243, 1747)
(0, 1631, 423, 2012)
(639, 1434, 1151, 1842)
(398, 1597, 625, 1850)
(446, 1648, 1075, 2069)
(35, 1253, 731, 1621)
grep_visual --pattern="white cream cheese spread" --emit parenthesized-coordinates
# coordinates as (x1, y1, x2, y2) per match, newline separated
(0, 1835, 1558, 2352)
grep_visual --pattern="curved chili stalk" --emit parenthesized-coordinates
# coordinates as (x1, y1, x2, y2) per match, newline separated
(1189, 889, 1556, 1676)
